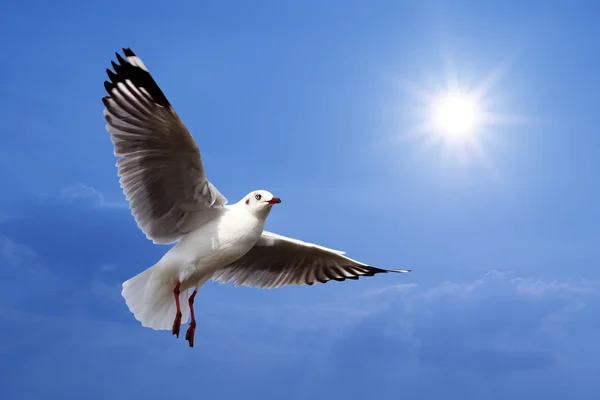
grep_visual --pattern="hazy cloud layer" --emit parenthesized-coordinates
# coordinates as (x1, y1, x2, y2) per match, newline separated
(1, 228, 598, 399)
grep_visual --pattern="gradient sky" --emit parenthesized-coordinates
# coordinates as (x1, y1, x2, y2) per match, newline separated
(1, 0, 599, 399)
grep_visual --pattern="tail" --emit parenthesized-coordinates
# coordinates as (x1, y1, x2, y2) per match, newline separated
(121, 264, 190, 331)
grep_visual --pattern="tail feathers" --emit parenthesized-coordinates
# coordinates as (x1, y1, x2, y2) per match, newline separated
(121, 264, 190, 331)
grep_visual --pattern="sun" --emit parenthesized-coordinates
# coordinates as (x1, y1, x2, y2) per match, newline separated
(435, 93, 478, 137)
(389, 58, 519, 165)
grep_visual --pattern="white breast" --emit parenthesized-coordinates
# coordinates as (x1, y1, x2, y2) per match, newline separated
(159, 206, 265, 288)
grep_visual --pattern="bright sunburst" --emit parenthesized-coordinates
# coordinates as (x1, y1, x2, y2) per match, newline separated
(391, 58, 519, 165)
(434, 93, 477, 137)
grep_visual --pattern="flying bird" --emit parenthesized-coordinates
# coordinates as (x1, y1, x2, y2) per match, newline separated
(101, 48, 411, 347)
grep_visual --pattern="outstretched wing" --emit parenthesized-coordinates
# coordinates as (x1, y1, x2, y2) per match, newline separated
(102, 48, 227, 244)
(212, 231, 410, 288)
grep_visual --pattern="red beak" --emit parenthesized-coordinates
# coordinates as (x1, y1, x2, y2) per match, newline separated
(268, 197, 282, 204)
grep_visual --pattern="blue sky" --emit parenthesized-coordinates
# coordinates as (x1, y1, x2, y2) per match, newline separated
(1, 0, 599, 398)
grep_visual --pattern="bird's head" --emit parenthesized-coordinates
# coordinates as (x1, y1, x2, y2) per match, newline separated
(243, 190, 281, 217)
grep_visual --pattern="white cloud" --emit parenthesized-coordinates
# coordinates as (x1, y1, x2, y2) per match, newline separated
(210, 269, 600, 336)
(99, 263, 117, 272)
(37, 183, 128, 209)
(2, 223, 598, 388)
(323, 270, 600, 375)
(216, 269, 600, 379)
(59, 183, 104, 203)
(515, 277, 598, 296)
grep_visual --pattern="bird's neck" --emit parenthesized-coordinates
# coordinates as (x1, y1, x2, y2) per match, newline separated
(222, 203, 268, 235)
(231, 200, 273, 221)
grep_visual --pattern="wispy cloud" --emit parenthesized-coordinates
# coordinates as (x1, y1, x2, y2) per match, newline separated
(37, 183, 128, 209)
(202, 271, 599, 377)
(99, 263, 118, 272)
(1, 229, 599, 398)
(322, 270, 600, 375)
(1, 216, 598, 393)
(0, 233, 66, 312)
(0, 233, 43, 271)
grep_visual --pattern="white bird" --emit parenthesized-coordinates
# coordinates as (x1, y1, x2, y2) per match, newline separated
(102, 48, 411, 347)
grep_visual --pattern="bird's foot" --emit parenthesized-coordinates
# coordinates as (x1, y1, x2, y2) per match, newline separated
(185, 320, 196, 347)
(172, 311, 182, 338)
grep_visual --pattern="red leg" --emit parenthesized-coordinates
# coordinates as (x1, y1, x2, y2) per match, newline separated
(171, 282, 182, 338)
(185, 289, 198, 347)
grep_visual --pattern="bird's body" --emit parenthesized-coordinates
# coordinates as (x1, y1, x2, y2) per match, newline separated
(121, 193, 274, 334)
(101, 48, 411, 347)
(157, 200, 268, 290)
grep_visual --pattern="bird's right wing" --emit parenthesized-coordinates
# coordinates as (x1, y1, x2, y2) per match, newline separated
(211, 231, 411, 288)
(102, 48, 227, 244)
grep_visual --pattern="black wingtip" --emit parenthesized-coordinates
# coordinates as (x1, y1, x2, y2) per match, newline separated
(103, 80, 114, 93)
(101, 95, 111, 107)
(115, 52, 126, 65)
(103, 48, 172, 107)
(106, 69, 117, 82)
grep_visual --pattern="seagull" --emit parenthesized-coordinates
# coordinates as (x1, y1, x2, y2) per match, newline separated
(102, 48, 411, 347)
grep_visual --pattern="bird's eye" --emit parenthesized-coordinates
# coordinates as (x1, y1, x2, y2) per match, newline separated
(255, 193, 262, 201)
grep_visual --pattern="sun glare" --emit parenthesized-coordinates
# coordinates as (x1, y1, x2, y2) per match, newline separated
(435, 94, 477, 137)
(390, 59, 518, 165)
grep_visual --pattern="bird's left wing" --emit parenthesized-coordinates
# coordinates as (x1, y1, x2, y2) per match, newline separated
(211, 231, 410, 288)
(102, 48, 227, 244)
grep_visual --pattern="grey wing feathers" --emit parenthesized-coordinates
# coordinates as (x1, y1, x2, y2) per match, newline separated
(212, 231, 410, 288)
(102, 48, 227, 244)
